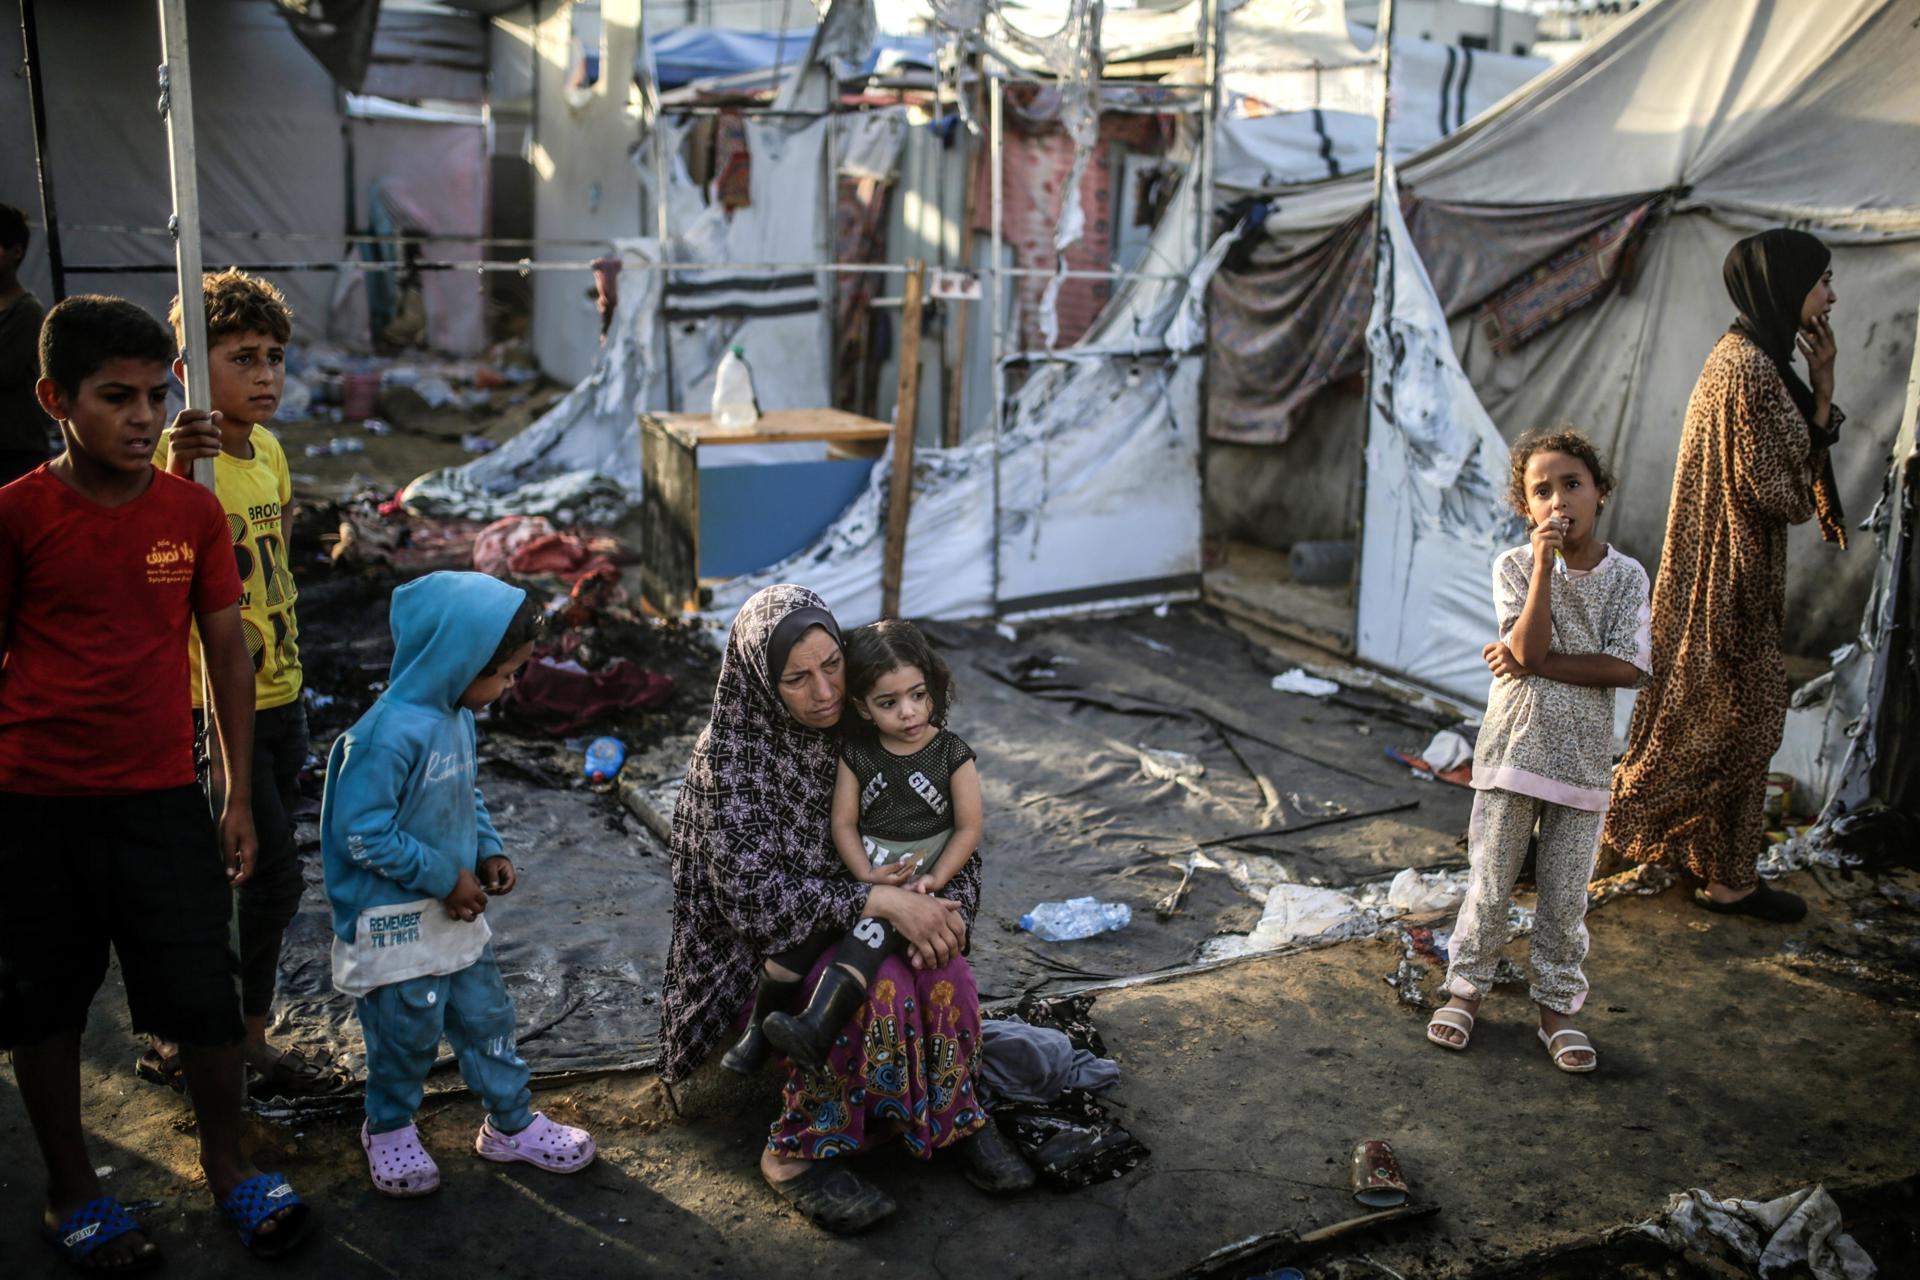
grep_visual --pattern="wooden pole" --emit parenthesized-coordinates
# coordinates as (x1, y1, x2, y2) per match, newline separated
(880, 259, 927, 618)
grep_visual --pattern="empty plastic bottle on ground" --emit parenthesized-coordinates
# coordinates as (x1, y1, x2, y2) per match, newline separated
(712, 345, 760, 429)
(583, 736, 626, 783)
(1018, 897, 1132, 941)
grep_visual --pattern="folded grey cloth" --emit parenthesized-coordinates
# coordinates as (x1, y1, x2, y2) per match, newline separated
(979, 1019, 1120, 1104)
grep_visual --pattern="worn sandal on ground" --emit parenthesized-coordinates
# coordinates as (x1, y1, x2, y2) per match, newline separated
(363, 1121, 441, 1197)
(250, 1047, 353, 1099)
(1426, 1006, 1475, 1051)
(1538, 1027, 1599, 1074)
(766, 1162, 896, 1235)
(475, 1112, 596, 1172)
(41, 1197, 162, 1272)
(1693, 883, 1807, 923)
(219, 1172, 315, 1259)
(132, 1047, 186, 1095)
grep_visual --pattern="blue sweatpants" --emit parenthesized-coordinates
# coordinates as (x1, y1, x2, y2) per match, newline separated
(356, 946, 533, 1135)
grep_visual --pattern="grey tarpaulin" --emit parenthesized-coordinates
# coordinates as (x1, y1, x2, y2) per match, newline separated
(270, 608, 1468, 1075)
(2, 0, 348, 333)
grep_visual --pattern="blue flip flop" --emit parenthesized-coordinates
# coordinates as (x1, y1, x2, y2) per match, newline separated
(219, 1172, 315, 1259)
(41, 1196, 161, 1272)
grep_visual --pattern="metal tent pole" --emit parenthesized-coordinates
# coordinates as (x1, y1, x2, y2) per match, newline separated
(988, 70, 1005, 613)
(156, 0, 221, 786)
(19, 0, 66, 301)
(1195, 0, 1222, 548)
(1351, 0, 1396, 639)
(157, 0, 211, 487)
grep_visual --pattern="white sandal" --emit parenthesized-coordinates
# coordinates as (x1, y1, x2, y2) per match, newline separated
(1538, 1027, 1598, 1073)
(1426, 1006, 1475, 1051)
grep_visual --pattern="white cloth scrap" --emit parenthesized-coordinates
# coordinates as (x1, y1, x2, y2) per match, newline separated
(1271, 668, 1339, 698)
(1637, 1185, 1876, 1280)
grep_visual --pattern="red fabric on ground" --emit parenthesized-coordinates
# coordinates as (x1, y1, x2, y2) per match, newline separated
(497, 654, 673, 735)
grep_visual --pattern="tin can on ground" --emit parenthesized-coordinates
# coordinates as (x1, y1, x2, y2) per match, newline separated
(1351, 1138, 1409, 1208)
(1764, 772, 1794, 821)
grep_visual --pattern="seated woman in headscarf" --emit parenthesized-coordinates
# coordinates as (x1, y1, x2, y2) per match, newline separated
(1605, 228, 1846, 921)
(658, 585, 1033, 1234)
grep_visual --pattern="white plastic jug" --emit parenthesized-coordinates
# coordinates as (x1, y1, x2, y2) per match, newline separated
(711, 345, 760, 429)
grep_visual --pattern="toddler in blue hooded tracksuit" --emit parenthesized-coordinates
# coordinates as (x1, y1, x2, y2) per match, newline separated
(321, 571, 595, 1197)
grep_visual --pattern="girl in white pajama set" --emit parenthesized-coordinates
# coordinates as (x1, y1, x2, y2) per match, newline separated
(1427, 430, 1651, 1073)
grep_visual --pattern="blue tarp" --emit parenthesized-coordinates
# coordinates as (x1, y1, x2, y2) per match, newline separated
(645, 26, 935, 89)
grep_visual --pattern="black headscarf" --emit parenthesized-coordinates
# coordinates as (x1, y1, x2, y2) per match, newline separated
(1724, 228, 1831, 440)
(1723, 228, 1846, 543)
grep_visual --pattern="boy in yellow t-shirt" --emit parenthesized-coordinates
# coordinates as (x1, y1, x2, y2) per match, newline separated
(156, 270, 343, 1099)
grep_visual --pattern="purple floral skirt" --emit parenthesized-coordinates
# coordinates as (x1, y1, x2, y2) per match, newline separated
(764, 950, 987, 1160)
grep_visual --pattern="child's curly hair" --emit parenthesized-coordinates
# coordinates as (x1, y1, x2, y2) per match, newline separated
(844, 619, 956, 733)
(168, 267, 294, 352)
(1506, 427, 1616, 524)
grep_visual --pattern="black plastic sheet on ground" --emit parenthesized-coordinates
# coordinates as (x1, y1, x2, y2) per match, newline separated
(266, 606, 1473, 1082)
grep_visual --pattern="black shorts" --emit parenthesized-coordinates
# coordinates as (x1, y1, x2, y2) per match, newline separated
(0, 786, 244, 1049)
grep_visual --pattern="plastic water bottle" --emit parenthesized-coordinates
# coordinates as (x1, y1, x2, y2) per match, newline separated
(711, 345, 759, 429)
(583, 736, 626, 783)
(1018, 897, 1132, 941)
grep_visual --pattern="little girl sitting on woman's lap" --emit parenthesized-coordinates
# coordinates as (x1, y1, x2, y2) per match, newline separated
(1426, 428, 1650, 1074)
(722, 618, 983, 1072)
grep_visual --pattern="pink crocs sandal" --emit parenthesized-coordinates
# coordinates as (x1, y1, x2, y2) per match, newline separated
(363, 1121, 441, 1197)
(474, 1112, 596, 1173)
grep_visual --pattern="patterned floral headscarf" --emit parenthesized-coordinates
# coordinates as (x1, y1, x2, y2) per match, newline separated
(658, 585, 867, 1081)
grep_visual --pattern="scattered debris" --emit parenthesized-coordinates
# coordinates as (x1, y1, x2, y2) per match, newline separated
(1633, 1184, 1877, 1280)
(1156, 849, 1202, 920)
(1272, 668, 1340, 698)
(1020, 897, 1134, 941)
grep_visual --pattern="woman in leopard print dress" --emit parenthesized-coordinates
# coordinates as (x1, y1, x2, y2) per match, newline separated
(1603, 229, 1846, 921)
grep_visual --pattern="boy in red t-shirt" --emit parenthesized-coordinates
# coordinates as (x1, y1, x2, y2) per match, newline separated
(0, 296, 315, 1267)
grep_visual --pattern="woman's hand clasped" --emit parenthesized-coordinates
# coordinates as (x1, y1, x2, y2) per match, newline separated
(868, 884, 968, 971)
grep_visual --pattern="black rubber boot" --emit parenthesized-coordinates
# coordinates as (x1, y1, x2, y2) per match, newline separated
(763, 967, 867, 1070)
(721, 970, 802, 1074)
(958, 1118, 1036, 1194)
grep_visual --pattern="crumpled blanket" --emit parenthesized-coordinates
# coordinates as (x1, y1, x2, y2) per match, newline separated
(980, 1019, 1120, 1104)
(1636, 1185, 1876, 1280)
(497, 654, 674, 736)
(473, 515, 620, 588)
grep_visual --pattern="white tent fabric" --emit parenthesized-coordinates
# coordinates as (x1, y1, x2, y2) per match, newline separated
(1806, 308, 1920, 825)
(1221, 0, 1920, 661)
(1216, 4, 1546, 188)
(402, 239, 666, 523)
(712, 154, 1207, 624)
(1357, 167, 1519, 702)
(663, 117, 833, 431)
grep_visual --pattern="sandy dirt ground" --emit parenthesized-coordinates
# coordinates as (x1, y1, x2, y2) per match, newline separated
(6, 861, 1916, 1278)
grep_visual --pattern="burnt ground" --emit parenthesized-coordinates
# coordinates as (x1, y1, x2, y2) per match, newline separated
(3, 863, 1917, 1278)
